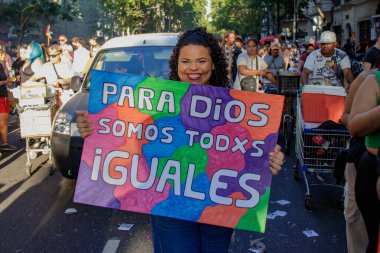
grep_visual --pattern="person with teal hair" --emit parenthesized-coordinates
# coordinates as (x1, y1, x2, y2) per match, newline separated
(20, 42, 45, 84)
(28, 41, 45, 63)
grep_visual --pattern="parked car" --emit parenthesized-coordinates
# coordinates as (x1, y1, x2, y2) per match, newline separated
(51, 33, 179, 179)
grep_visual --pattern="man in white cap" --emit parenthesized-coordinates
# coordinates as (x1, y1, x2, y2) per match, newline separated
(301, 31, 354, 87)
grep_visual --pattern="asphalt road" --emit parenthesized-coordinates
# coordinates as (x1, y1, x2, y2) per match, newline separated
(0, 115, 347, 253)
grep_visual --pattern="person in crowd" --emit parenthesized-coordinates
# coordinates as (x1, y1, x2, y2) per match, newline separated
(233, 37, 275, 90)
(258, 42, 270, 58)
(263, 42, 285, 85)
(341, 70, 376, 253)
(19, 42, 45, 84)
(9, 45, 18, 62)
(299, 43, 306, 55)
(348, 59, 380, 253)
(234, 36, 246, 54)
(279, 43, 290, 70)
(0, 48, 16, 151)
(362, 32, 380, 71)
(89, 36, 101, 58)
(221, 30, 241, 86)
(35, 44, 74, 104)
(343, 38, 355, 59)
(58, 34, 73, 63)
(83, 36, 104, 74)
(11, 44, 28, 87)
(301, 31, 354, 87)
(0, 44, 12, 78)
(75, 27, 285, 253)
(289, 44, 300, 69)
(71, 37, 90, 76)
(35, 44, 73, 86)
(298, 43, 316, 72)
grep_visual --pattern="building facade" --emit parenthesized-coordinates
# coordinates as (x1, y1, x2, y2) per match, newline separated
(302, 0, 380, 48)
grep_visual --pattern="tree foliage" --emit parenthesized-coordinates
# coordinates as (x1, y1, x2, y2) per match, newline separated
(99, 0, 207, 36)
(0, 0, 78, 45)
(211, 0, 307, 38)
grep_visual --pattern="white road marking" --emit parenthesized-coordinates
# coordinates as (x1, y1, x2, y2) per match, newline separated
(102, 239, 120, 253)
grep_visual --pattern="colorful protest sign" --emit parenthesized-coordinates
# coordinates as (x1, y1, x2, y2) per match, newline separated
(74, 70, 284, 232)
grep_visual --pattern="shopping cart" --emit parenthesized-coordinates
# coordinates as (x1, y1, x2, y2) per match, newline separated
(13, 82, 57, 176)
(277, 71, 301, 155)
(19, 103, 55, 176)
(293, 95, 350, 209)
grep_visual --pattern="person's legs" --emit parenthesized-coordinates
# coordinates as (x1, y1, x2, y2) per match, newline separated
(0, 97, 15, 150)
(344, 162, 368, 252)
(199, 223, 233, 253)
(355, 152, 380, 253)
(150, 215, 201, 253)
(0, 113, 8, 144)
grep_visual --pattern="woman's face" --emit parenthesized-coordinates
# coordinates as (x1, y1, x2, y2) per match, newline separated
(20, 48, 28, 60)
(177, 44, 214, 85)
(306, 45, 315, 54)
(246, 41, 258, 56)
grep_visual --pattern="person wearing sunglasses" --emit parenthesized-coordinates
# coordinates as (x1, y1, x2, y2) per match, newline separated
(34, 44, 74, 104)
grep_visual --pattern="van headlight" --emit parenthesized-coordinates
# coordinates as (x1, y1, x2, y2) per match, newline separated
(53, 111, 72, 135)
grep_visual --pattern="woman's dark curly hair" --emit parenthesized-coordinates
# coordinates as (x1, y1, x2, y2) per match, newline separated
(168, 27, 229, 87)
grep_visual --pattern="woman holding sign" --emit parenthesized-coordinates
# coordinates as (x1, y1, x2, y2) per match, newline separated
(76, 27, 284, 253)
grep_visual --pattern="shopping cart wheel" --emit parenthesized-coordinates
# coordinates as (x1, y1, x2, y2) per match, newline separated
(305, 194, 313, 210)
(29, 151, 38, 160)
(26, 162, 32, 176)
(283, 116, 292, 155)
(292, 165, 299, 179)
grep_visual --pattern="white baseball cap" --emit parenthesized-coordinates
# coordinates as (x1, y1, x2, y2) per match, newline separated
(319, 31, 336, 44)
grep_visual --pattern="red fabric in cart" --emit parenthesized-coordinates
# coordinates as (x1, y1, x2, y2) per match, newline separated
(301, 93, 345, 123)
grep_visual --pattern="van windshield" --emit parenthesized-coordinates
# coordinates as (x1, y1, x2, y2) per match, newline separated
(82, 46, 174, 89)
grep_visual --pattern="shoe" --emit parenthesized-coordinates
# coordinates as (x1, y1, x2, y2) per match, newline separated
(0, 144, 17, 151)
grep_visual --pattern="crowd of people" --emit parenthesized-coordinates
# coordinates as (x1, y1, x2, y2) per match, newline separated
(224, 28, 379, 252)
(0, 35, 102, 152)
(0, 26, 379, 252)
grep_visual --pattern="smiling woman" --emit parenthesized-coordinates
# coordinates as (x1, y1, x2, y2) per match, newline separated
(168, 28, 228, 88)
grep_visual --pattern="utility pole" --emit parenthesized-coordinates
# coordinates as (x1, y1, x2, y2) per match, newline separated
(293, 0, 297, 41)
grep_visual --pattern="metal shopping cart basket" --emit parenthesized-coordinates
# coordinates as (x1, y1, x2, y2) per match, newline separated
(19, 103, 55, 176)
(277, 71, 301, 155)
(16, 81, 58, 176)
(293, 95, 350, 209)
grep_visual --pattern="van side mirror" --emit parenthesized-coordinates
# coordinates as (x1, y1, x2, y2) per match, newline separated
(71, 76, 82, 92)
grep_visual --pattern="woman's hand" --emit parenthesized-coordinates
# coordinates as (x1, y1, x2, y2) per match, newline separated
(269, 144, 284, 176)
(76, 110, 93, 139)
(257, 70, 266, 76)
